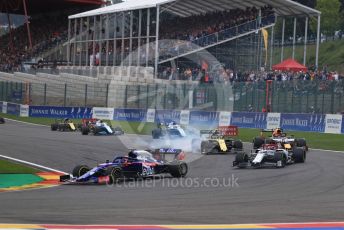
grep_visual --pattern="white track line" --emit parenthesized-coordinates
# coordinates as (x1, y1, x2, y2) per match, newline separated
(0, 154, 67, 174)
(4, 118, 48, 127)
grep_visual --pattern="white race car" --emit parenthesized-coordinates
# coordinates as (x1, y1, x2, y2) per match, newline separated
(233, 143, 306, 168)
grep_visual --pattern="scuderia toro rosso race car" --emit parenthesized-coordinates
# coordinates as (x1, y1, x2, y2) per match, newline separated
(80, 119, 124, 136)
(60, 148, 188, 184)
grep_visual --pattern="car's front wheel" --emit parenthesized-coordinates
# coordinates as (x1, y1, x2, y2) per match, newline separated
(72, 165, 91, 177)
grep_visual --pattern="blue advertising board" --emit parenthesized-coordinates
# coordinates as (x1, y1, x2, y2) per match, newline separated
(231, 112, 267, 129)
(280, 113, 325, 132)
(29, 106, 92, 119)
(7, 103, 20, 116)
(189, 111, 219, 127)
(113, 108, 146, 122)
(155, 110, 180, 124)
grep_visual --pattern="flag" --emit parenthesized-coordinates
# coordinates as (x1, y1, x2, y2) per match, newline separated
(261, 28, 269, 67)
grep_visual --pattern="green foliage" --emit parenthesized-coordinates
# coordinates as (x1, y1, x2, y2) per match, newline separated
(310, 0, 341, 35)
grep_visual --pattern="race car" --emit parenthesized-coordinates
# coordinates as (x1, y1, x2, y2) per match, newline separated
(0, 117, 4, 124)
(200, 126, 243, 154)
(253, 128, 308, 152)
(152, 122, 187, 139)
(233, 142, 306, 168)
(51, 118, 78, 131)
(59, 148, 188, 184)
(80, 118, 124, 136)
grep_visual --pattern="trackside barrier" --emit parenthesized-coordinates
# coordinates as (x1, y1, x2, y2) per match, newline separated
(0, 101, 343, 134)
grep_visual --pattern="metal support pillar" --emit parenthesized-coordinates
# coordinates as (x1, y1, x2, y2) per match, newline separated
(292, 17, 297, 60)
(67, 20, 71, 65)
(121, 12, 125, 66)
(85, 17, 90, 66)
(281, 18, 285, 62)
(23, 0, 33, 50)
(137, 9, 142, 66)
(79, 17, 83, 66)
(146, 8, 150, 67)
(92, 16, 96, 67)
(113, 13, 117, 66)
(270, 25, 274, 69)
(105, 14, 110, 66)
(154, 5, 160, 78)
(98, 15, 103, 66)
(129, 11, 134, 67)
(303, 17, 308, 66)
(315, 15, 321, 69)
(73, 19, 77, 66)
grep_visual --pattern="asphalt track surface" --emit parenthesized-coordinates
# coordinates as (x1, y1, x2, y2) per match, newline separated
(0, 120, 344, 224)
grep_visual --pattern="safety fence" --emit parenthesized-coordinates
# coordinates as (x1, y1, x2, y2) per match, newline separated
(1, 80, 343, 114)
(1, 101, 343, 134)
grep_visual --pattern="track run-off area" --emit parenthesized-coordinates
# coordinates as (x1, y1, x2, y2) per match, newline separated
(0, 119, 344, 225)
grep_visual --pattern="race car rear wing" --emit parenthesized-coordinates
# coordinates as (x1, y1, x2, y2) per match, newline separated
(152, 148, 185, 162)
(200, 126, 239, 137)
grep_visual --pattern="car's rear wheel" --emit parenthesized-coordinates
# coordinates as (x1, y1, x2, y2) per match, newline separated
(72, 165, 91, 177)
(51, 123, 58, 131)
(233, 140, 243, 150)
(81, 126, 90, 135)
(169, 162, 188, 178)
(0, 117, 5, 124)
(293, 147, 306, 163)
(253, 137, 264, 149)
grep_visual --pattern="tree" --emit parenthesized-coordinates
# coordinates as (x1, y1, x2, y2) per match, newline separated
(310, 0, 341, 36)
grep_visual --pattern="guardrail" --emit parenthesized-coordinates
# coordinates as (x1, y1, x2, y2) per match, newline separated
(1, 101, 343, 134)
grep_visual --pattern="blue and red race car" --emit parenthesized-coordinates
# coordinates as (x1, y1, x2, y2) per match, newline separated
(60, 148, 188, 184)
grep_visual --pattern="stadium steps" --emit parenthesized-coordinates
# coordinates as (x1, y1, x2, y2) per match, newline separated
(158, 15, 276, 64)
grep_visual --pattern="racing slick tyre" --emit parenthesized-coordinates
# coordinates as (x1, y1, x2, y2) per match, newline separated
(107, 167, 123, 184)
(233, 140, 243, 150)
(72, 165, 91, 177)
(51, 123, 58, 131)
(81, 126, 90, 135)
(169, 162, 188, 178)
(293, 147, 306, 163)
(274, 152, 287, 168)
(253, 137, 264, 149)
(152, 129, 161, 139)
(295, 139, 308, 151)
(234, 152, 249, 168)
(0, 117, 5, 124)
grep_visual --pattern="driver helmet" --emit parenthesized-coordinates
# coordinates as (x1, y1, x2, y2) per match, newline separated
(273, 128, 282, 137)
(128, 150, 138, 159)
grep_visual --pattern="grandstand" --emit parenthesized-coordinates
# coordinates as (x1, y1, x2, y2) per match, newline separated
(0, 0, 325, 111)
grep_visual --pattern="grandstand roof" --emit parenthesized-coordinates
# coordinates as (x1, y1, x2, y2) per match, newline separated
(0, 0, 103, 15)
(69, 0, 321, 19)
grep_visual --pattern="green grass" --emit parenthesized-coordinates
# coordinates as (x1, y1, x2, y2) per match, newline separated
(271, 39, 344, 74)
(2, 113, 343, 151)
(0, 159, 40, 174)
